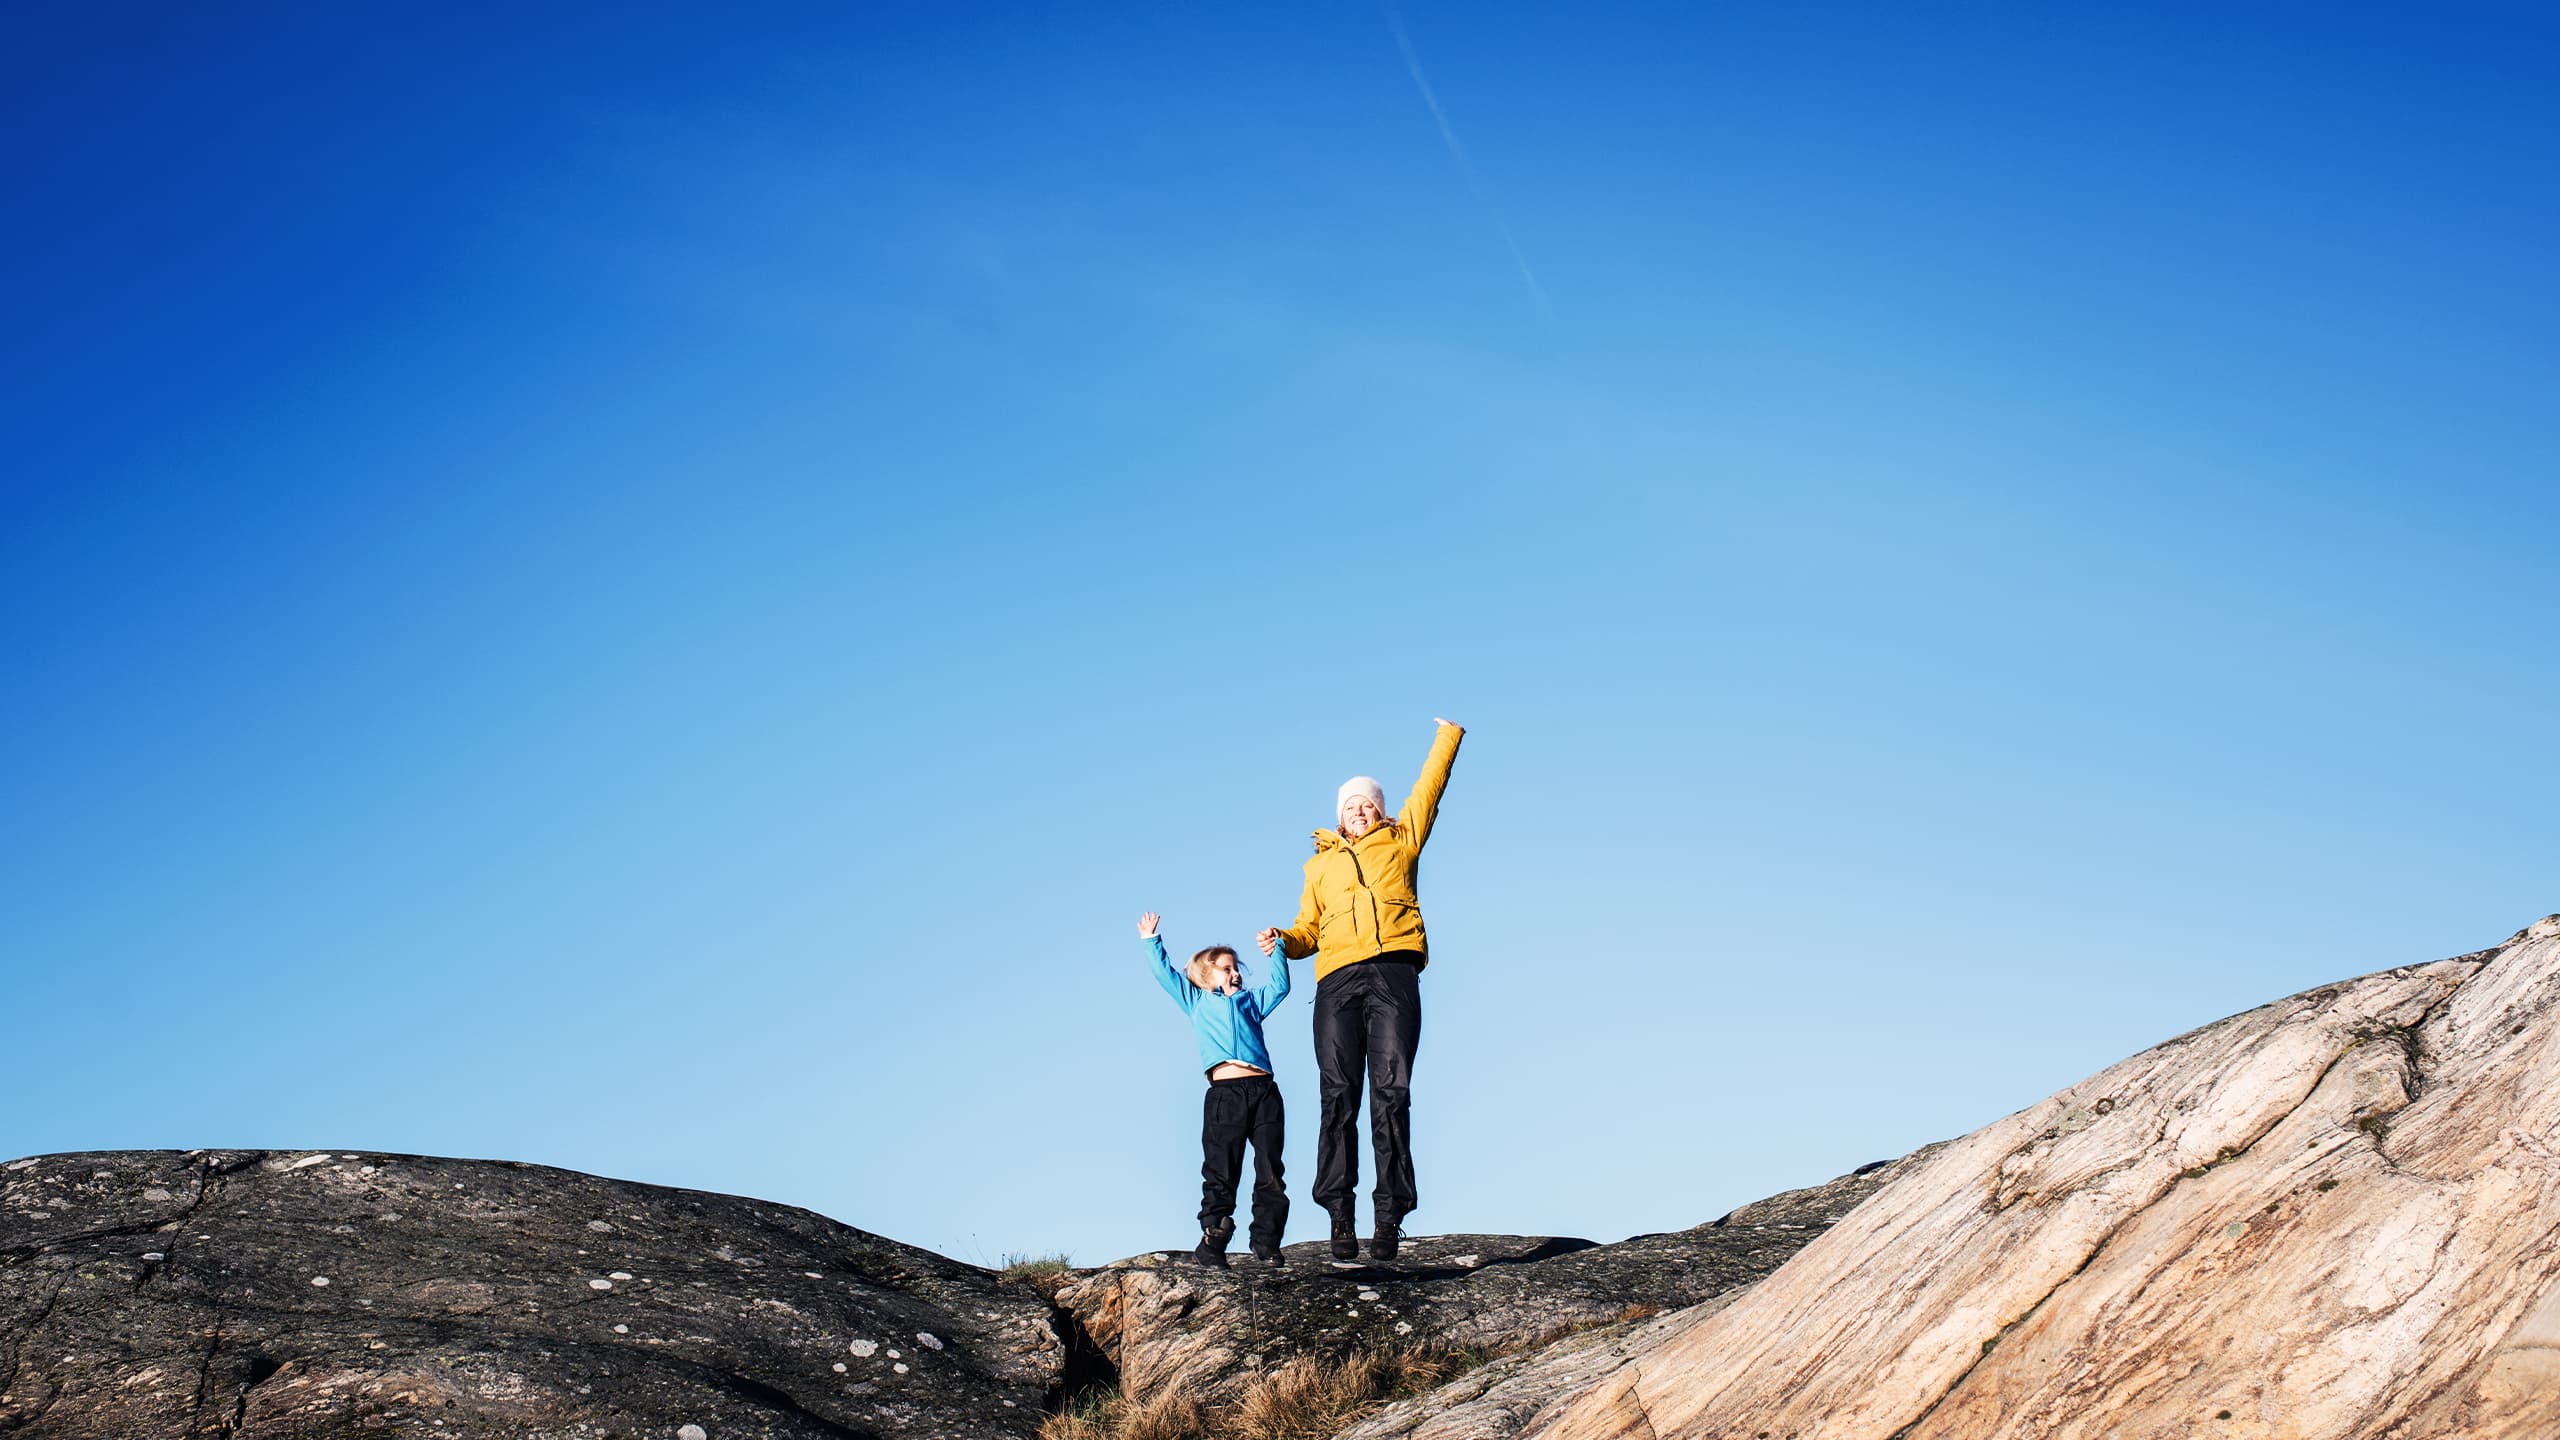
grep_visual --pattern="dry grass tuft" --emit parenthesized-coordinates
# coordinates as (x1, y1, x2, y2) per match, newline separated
(1038, 1346, 1478, 1440)
(1039, 1383, 1203, 1440)
(1000, 1251, 1074, 1281)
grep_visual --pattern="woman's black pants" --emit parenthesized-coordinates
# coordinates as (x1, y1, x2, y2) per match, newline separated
(1200, 1072, 1288, 1249)
(1311, 954, 1423, 1223)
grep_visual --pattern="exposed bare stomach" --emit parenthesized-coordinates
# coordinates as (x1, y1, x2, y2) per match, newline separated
(1208, 1062, 1270, 1081)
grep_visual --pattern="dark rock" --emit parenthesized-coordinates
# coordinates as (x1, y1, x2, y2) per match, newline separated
(1053, 1151, 1936, 1406)
(0, 1149, 1062, 1439)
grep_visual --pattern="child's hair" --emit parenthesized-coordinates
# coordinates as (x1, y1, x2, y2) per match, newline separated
(1185, 945, 1240, 989)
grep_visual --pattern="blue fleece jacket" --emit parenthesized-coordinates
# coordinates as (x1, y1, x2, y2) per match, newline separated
(1147, 934, 1290, 1075)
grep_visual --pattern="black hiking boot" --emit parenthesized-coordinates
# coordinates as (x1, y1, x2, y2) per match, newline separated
(1329, 1211, 1359, 1262)
(1370, 1217, 1403, 1263)
(1246, 1243, 1286, 1270)
(1193, 1218, 1234, 1268)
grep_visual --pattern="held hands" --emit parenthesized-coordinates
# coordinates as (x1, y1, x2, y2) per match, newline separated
(1255, 927, 1280, 956)
(1138, 911, 1160, 939)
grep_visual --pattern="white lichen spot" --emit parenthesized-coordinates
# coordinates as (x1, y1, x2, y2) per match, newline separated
(1394, 1321, 1414, 1336)
(589, 1279, 614, 1291)
(914, 1332, 944, 1351)
(678, 1426, 709, 1440)
(886, 1349, 901, 1360)
(850, 1340, 878, 1358)
(142, 1188, 177, 1202)
(612, 1325, 629, 1334)
(311, 1277, 331, 1287)
(893, 1363, 910, 1375)
(609, 1272, 633, 1281)
(141, 1253, 165, 1261)
(803, 1271, 823, 1279)
(1357, 1290, 1381, 1302)
(588, 1220, 615, 1233)
(289, 1154, 334, 1170)
(833, 1362, 848, 1373)
(1003, 1400, 1018, 1408)
(1346, 1307, 1360, 1317)
(1452, 1254, 1482, 1268)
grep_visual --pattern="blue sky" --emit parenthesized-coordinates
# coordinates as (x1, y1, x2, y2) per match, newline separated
(4, 2, 2554, 1265)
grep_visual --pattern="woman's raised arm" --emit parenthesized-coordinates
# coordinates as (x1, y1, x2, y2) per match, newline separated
(1400, 717, 1465, 848)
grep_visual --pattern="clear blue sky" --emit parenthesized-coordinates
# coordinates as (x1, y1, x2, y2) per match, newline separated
(5, 2, 2553, 1265)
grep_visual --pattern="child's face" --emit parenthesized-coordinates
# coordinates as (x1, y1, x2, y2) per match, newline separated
(1206, 953, 1242, 994)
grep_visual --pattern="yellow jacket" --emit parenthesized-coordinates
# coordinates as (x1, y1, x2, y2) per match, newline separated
(1278, 722, 1464, 982)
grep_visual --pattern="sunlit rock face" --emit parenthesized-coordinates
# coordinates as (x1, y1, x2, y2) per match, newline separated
(1419, 916, 2560, 1440)
(0, 1150, 1063, 1438)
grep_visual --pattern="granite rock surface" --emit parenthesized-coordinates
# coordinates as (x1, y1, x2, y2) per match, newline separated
(1053, 1154, 1928, 1408)
(0, 1150, 1063, 1439)
(1449, 917, 2560, 1440)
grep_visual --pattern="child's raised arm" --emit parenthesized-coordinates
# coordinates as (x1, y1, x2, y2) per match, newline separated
(1251, 930, 1291, 1013)
(1140, 911, 1196, 1011)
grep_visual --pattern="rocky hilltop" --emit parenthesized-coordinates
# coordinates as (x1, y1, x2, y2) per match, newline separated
(0, 1145, 1887, 1438)
(9, 915, 2558, 1440)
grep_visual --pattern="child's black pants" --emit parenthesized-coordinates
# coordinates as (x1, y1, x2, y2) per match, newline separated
(1200, 1072, 1287, 1248)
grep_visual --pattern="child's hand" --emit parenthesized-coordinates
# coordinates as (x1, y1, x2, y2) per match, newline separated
(1138, 912, 1160, 938)
(1255, 927, 1279, 956)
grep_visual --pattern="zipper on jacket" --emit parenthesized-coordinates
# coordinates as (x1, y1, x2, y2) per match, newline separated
(1343, 838, 1379, 940)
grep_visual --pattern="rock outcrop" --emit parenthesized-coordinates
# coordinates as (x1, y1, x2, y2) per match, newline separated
(1367, 916, 2560, 1440)
(1054, 1157, 1928, 1409)
(12, 915, 2555, 1440)
(0, 1150, 1064, 1438)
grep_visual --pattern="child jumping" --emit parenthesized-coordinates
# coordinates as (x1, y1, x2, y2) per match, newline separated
(1139, 910, 1291, 1268)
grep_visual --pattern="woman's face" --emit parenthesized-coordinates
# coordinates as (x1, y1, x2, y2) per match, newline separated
(1341, 795, 1385, 838)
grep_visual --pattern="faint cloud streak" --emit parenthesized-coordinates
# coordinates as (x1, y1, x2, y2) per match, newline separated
(1384, 1, 1553, 317)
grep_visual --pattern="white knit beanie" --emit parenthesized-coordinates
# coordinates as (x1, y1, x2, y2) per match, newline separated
(1337, 776, 1387, 825)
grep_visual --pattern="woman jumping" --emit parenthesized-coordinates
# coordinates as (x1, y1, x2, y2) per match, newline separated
(1259, 717, 1463, 1262)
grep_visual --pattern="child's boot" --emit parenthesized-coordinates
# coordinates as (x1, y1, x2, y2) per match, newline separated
(1193, 1216, 1235, 1268)
(1329, 1211, 1359, 1262)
